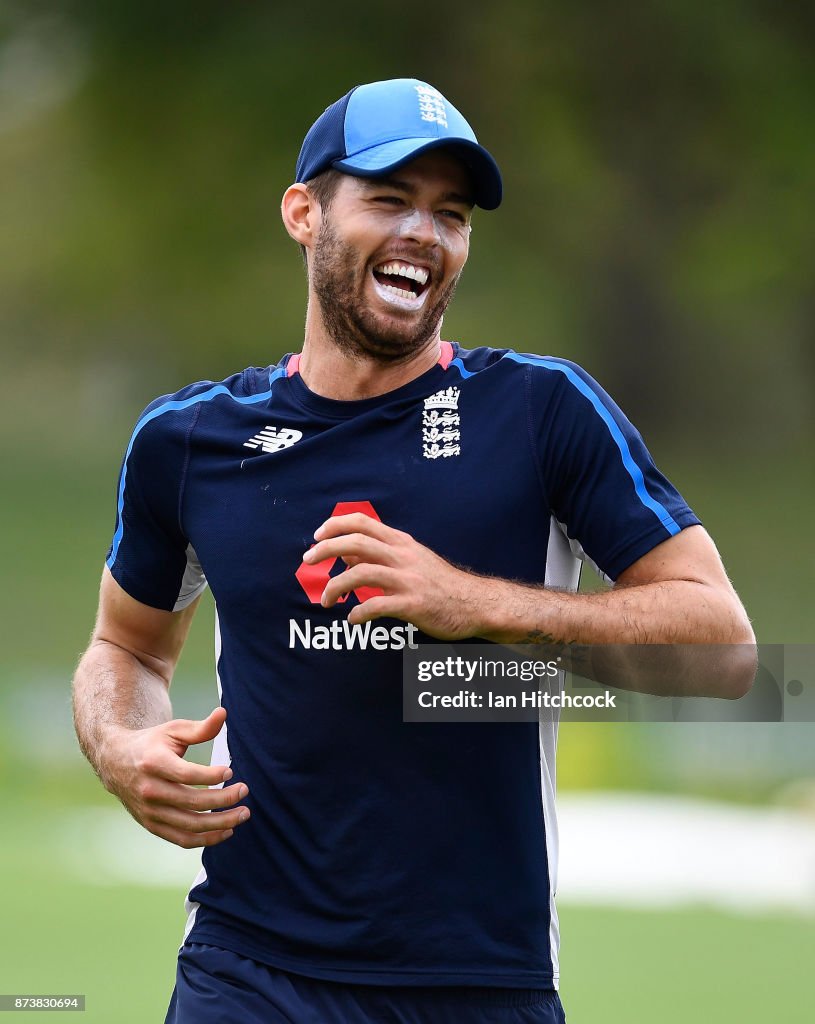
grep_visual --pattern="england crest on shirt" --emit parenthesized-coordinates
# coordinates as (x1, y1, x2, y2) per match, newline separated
(422, 387, 461, 459)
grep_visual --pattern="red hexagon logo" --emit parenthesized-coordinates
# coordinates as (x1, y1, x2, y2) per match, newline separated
(295, 500, 385, 604)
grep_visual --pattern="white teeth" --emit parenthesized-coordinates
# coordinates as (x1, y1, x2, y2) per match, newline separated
(372, 271, 430, 309)
(380, 282, 420, 301)
(375, 261, 429, 286)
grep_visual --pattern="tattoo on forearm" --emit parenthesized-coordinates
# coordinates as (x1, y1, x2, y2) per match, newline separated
(524, 630, 558, 645)
(520, 631, 589, 669)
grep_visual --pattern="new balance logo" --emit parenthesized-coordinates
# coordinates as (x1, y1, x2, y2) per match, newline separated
(243, 426, 303, 453)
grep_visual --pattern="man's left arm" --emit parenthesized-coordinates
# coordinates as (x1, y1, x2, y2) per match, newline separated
(304, 517, 756, 698)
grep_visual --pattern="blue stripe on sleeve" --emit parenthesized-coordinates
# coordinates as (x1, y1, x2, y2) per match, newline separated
(500, 352, 681, 535)
(449, 355, 474, 379)
(107, 366, 287, 570)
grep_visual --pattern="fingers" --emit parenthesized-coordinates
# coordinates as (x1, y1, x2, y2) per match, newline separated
(303, 533, 397, 570)
(313, 513, 401, 545)
(148, 800, 250, 836)
(167, 706, 227, 746)
(136, 745, 233, 787)
(135, 776, 251, 849)
(304, 523, 404, 609)
(305, 512, 470, 640)
(320, 564, 399, 608)
(147, 822, 237, 850)
(346, 596, 400, 625)
(141, 778, 249, 813)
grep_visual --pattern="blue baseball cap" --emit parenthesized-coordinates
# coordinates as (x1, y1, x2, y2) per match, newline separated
(295, 78, 502, 210)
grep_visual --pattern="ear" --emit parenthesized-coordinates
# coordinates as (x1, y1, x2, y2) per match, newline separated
(281, 183, 320, 249)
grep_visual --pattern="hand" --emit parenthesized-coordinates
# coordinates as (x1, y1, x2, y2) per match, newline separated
(303, 512, 491, 640)
(102, 707, 250, 849)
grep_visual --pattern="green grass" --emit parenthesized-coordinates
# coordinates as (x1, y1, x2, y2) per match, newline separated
(0, 805, 182, 1023)
(0, 878, 181, 1022)
(559, 904, 813, 1022)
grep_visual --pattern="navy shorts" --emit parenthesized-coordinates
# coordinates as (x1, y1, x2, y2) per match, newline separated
(165, 943, 566, 1024)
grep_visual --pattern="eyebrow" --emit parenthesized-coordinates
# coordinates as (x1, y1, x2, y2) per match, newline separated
(359, 175, 475, 208)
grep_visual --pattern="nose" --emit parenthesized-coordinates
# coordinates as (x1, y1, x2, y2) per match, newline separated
(398, 206, 441, 246)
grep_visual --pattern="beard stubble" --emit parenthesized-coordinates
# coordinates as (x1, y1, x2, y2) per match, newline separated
(310, 218, 460, 365)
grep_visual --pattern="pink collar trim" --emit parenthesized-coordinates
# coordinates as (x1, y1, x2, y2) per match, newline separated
(286, 342, 453, 379)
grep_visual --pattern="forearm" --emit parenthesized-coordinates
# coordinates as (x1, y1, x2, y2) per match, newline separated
(72, 639, 173, 791)
(472, 577, 756, 698)
(475, 577, 752, 646)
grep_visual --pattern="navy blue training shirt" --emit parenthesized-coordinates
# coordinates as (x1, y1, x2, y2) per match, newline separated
(106, 341, 700, 989)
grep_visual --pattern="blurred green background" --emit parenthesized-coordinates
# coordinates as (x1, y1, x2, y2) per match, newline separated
(1, 2, 813, 1021)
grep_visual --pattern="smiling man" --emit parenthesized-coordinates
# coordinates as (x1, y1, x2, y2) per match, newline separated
(72, 79, 753, 1024)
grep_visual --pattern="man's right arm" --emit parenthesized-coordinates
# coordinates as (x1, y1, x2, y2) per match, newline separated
(72, 567, 250, 849)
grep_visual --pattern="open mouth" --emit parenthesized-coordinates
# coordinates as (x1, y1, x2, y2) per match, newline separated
(371, 260, 431, 304)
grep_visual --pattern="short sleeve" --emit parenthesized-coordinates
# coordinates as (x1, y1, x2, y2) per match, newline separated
(106, 397, 207, 611)
(533, 358, 701, 581)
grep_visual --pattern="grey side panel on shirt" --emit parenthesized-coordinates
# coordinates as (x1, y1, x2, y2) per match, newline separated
(173, 544, 208, 611)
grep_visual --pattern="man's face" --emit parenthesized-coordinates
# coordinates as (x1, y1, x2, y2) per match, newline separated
(309, 150, 474, 363)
